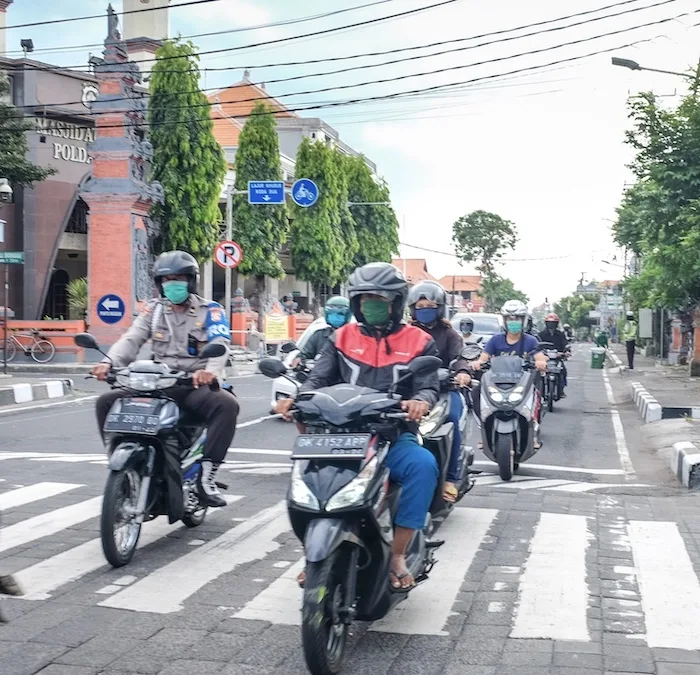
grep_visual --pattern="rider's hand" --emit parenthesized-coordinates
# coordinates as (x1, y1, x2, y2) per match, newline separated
(402, 399, 430, 422)
(92, 363, 111, 381)
(192, 370, 217, 389)
(276, 397, 295, 420)
(535, 359, 547, 374)
(454, 372, 472, 388)
(469, 360, 482, 371)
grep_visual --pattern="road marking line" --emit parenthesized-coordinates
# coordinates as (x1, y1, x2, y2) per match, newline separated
(610, 409, 637, 480)
(540, 481, 651, 493)
(0, 482, 83, 510)
(99, 501, 288, 613)
(511, 513, 590, 641)
(0, 395, 97, 417)
(16, 495, 243, 601)
(371, 508, 499, 636)
(237, 415, 278, 429)
(0, 496, 103, 553)
(472, 461, 625, 476)
(628, 520, 700, 650)
(496, 479, 576, 491)
(228, 448, 292, 456)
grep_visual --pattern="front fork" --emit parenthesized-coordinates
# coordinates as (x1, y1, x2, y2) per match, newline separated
(122, 447, 156, 524)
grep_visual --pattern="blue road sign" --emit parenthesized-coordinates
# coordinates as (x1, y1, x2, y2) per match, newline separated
(248, 181, 285, 205)
(97, 294, 125, 324)
(291, 178, 319, 208)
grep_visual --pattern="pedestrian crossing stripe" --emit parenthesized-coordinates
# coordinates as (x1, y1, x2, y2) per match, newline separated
(2, 480, 699, 650)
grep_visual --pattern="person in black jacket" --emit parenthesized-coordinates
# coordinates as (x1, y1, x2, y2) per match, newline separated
(538, 312, 570, 397)
(296, 296, 351, 362)
(277, 263, 440, 592)
(408, 281, 471, 503)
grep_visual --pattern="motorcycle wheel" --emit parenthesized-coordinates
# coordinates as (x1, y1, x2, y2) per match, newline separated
(101, 469, 143, 568)
(495, 432, 515, 482)
(547, 384, 554, 413)
(301, 551, 349, 675)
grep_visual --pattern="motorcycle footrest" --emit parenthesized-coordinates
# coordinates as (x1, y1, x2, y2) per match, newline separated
(214, 481, 228, 490)
(426, 539, 445, 549)
(466, 468, 483, 475)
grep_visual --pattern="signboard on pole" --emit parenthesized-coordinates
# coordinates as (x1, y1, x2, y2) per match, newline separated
(215, 240, 243, 270)
(248, 181, 285, 205)
(264, 312, 290, 342)
(466, 301, 474, 310)
(291, 178, 319, 208)
(0, 251, 24, 264)
(97, 294, 125, 324)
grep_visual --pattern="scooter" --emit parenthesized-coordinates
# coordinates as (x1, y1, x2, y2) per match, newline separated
(259, 355, 446, 675)
(540, 341, 567, 412)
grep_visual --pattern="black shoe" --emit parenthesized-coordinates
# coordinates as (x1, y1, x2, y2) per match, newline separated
(197, 460, 227, 508)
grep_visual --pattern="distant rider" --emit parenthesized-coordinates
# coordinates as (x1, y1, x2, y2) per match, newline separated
(91, 250, 239, 508)
(538, 312, 569, 398)
(296, 296, 351, 363)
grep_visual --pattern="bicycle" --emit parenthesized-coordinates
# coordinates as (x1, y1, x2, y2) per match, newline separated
(0, 328, 56, 363)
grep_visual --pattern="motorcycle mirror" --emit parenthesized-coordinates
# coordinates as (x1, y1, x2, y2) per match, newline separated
(199, 342, 227, 359)
(74, 332, 99, 350)
(258, 357, 288, 379)
(477, 336, 483, 343)
(279, 341, 298, 354)
(408, 355, 443, 376)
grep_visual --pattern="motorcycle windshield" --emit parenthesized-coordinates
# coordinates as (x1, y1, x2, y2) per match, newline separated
(488, 356, 525, 385)
(296, 384, 399, 426)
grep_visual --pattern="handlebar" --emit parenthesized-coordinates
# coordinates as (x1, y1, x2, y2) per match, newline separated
(87, 368, 220, 390)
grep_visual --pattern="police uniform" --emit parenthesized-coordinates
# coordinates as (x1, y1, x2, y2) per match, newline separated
(95, 294, 239, 466)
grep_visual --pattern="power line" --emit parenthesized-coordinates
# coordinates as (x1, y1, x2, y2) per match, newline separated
(400, 241, 583, 262)
(3, 0, 401, 56)
(22, 5, 693, 119)
(0, 0, 224, 31)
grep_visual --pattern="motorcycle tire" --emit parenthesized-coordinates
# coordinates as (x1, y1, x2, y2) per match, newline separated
(495, 432, 515, 482)
(301, 550, 349, 675)
(101, 469, 143, 568)
(547, 386, 554, 413)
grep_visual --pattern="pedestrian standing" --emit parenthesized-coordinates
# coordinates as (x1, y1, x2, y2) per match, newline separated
(622, 310, 637, 369)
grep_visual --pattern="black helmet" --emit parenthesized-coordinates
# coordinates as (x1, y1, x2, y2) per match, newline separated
(153, 250, 199, 296)
(407, 280, 446, 323)
(347, 262, 408, 323)
(460, 317, 474, 335)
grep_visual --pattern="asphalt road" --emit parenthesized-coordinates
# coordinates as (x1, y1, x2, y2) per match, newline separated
(1, 345, 699, 675)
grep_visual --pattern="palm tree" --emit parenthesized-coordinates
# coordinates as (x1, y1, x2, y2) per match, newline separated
(67, 277, 88, 320)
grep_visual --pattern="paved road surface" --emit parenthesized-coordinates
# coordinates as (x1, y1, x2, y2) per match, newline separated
(1, 345, 699, 675)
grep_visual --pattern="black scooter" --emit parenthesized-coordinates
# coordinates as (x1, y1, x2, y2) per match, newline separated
(260, 355, 446, 675)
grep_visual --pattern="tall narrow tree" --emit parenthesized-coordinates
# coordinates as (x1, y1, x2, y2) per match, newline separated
(148, 39, 226, 259)
(232, 102, 289, 314)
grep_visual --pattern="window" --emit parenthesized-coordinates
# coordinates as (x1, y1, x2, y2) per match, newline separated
(65, 199, 88, 234)
(43, 270, 69, 319)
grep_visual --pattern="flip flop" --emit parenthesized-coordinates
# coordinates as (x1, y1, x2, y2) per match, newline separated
(390, 569, 416, 594)
(443, 484, 458, 503)
(533, 439, 543, 450)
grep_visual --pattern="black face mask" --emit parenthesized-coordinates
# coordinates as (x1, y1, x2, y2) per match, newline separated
(545, 322, 557, 332)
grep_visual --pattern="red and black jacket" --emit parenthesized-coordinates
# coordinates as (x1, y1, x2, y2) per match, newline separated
(299, 322, 440, 407)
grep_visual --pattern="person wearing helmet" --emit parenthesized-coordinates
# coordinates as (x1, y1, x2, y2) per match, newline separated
(459, 316, 474, 340)
(622, 310, 637, 369)
(277, 262, 440, 592)
(297, 296, 351, 362)
(408, 281, 471, 503)
(92, 250, 239, 508)
(538, 312, 570, 397)
(525, 314, 538, 336)
(563, 323, 574, 340)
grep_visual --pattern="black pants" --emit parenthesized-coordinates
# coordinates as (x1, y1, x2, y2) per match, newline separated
(96, 386, 239, 464)
(626, 340, 636, 369)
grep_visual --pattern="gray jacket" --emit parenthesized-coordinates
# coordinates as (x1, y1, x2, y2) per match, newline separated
(105, 295, 230, 377)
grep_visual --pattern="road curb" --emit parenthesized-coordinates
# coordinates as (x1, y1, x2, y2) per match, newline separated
(670, 441, 700, 489)
(605, 348, 625, 371)
(0, 379, 74, 407)
(629, 381, 663, 423)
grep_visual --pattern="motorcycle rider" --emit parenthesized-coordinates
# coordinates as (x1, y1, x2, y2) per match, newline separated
(459, 316, 474, 340)
(563, 323, 574, 340)
(538, 312, 570, 398)
(277, 262, 440, 592)
(408, 281, 471, 503)
(91, 250, 239, 508)
(295, 296, 351, 363)
(471, 300, 547, 449)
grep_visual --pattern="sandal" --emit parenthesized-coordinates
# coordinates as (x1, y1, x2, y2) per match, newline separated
(443, 483, 458, 503)
(390, 569, 416, 594)
(533, 439, 543, 450)
(297, 570, 306, 588)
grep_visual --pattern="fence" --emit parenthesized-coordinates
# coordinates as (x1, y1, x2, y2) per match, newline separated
(2, 320, 87, 360)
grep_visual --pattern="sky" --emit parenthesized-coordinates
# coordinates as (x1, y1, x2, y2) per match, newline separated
(4, 0, 700, 306)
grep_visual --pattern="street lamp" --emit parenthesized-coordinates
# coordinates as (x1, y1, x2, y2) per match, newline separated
(611, 56, 689, 79)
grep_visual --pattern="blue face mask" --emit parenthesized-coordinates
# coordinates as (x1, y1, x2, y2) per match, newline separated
(415, 308, 439, 325)
(326, 312, 347, 329)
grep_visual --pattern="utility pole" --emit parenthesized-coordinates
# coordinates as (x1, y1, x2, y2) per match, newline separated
(224, 184, 233, 318)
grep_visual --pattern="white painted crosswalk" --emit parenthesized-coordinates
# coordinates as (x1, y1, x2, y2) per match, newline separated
(1, 478, 700, 652)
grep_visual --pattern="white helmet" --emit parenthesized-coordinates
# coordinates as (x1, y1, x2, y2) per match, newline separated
(500, 300, 528, 318)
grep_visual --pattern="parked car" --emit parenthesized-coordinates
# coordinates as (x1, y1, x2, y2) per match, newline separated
(450, 312, 503, 344)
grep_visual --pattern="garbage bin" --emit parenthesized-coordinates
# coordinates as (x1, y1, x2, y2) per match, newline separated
(590, 347, 606, 369)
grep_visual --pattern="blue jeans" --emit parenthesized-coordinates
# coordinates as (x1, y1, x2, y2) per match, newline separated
(385, 433, 439, 530)
(446, 391, 464, 483)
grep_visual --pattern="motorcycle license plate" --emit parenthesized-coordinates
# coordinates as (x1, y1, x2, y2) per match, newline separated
(104, 399, 161, 435)
(292, 433, 371, 460)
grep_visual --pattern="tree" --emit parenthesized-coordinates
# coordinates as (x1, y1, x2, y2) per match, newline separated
(480, 274, 528, 312)
(452, 210, 518, 277)
(0, 73, 56, 187)
(289, 139, 354, 305)
(67, 277, 88, 320)
(344, 155, 399, 266)
(232, 102, 289, 313)
(149, 39, 226, 260)
(553, 293, 599, 329)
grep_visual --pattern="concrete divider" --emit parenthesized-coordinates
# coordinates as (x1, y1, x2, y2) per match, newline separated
(670, 441, 700, 489)
(629, 381, 663, 423)
(0, 379, 73, 407)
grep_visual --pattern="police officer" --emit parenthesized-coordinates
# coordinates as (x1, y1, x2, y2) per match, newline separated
(91, 250, 239, 508)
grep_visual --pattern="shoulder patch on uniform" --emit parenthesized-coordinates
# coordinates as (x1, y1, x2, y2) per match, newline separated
(140, 299, 158, 316)
(205, 302, 230, 341)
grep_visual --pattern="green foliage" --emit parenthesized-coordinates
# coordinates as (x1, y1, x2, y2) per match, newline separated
(289, 139, 354, 288)
(480, 274, 528, 312)
(553, 293, 599, 328)
(67, 277, 88, 318)
(612, 70, 700, 311)
(148, 39, 226, 261)
(344, 155, 399, 266)
(452, 210, 518, 276)
(232, 102, 289, 279)
(0, 73, 56, 187)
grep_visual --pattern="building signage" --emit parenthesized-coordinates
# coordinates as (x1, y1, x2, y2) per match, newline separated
(35, 117, 94, 164)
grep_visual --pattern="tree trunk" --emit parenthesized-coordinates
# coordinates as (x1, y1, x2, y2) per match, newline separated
(253, 275, 266, 332)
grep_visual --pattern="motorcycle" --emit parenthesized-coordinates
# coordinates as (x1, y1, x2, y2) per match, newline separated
(540, 341, 566, 412)
(269, 341, 317, 416)
(75, 332, 232, 568)
(478, 352, 542, 482)
(259, 355, 447, 675)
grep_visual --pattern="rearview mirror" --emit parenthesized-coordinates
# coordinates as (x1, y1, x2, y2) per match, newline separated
(279, 341, 298, 354)
(74, 333, 99, 350)
(477, 336, 483, 344)
(407, 355, 443, 377)
(199, 342, 227, 359)
(259, 357, 288, 379)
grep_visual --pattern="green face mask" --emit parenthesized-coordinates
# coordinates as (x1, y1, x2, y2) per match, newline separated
(506, 320, 522, 334)
(361, 299, 391, 326)
(162, 280, 190, 305)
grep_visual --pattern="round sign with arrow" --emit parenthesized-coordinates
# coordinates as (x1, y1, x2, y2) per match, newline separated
(97, 294, 125, 324)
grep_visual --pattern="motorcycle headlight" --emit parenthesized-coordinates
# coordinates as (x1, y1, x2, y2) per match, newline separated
(508, 386, 524, 403)
(116, 372, 158, 390)
(326, 457, 379, 511)
(487, 386, 504, 403)
(290, 462, 320, 510)
(419, 400, 448, 435)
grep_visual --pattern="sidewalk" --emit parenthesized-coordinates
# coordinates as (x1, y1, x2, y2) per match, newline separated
(0, 376, 74, 407)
